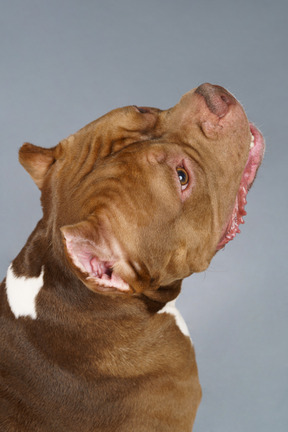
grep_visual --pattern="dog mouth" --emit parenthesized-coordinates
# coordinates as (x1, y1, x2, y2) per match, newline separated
(216, 123, 265, 250)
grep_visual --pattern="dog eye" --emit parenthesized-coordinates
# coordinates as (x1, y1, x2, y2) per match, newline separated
(176, 167, 189, 189)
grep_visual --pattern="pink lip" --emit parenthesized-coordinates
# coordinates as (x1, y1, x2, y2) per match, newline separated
(246, 123, 265, 189)
(216, 123, 265, 251)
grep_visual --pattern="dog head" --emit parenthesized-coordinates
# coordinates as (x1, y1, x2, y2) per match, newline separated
(19, 84, 264, 299)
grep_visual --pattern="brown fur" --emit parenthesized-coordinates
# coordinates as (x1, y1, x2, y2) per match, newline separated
(0, 84, 261, 431)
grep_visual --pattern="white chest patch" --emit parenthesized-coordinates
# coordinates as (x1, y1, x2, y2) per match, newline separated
(5, 264, 44, 319)
(158, 300, 190, 337)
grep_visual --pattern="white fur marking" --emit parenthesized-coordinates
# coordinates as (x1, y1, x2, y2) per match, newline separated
(6, 264, 44, 319)
(158, 300, 190, 337)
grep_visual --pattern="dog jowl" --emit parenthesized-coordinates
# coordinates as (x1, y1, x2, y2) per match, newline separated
(0, 83, 264, 431)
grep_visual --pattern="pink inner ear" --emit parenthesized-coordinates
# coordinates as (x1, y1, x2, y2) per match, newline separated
(65, 236, 96, 275)
(61, 226, 130, 292)
(62, 229, 112, 278)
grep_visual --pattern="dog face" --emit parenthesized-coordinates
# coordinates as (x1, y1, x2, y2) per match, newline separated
(19, 84, 264, 296)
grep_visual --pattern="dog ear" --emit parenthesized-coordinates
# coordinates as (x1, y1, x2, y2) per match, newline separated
(19, 143, 57, 189)
(61, 221, 131, 295)
(60, 221, 100, 278)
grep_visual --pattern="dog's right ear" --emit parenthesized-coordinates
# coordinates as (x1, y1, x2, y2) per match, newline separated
(19, 143, 58, 189)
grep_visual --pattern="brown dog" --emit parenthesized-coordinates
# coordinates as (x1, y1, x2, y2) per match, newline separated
(0, 83, 264, 431)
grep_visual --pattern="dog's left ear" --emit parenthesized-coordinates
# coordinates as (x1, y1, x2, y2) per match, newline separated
(19, 143, 58, 189)
(61, 221, 132, 295)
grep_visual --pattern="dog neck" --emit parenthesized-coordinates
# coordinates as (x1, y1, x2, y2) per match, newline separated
(6, 219, 182, 323)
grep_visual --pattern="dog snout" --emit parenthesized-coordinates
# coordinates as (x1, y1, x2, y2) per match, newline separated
(195, 83, 236, 118)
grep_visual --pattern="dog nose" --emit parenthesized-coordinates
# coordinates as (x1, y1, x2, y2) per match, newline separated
(195, 83, 235, 118)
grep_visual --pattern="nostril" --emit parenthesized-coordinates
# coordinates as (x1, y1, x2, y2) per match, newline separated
(195, 83, 235, 118)
(220, 94, 231, 104)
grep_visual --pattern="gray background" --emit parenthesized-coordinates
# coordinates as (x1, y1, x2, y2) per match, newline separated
(0, 0, 287, 431)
